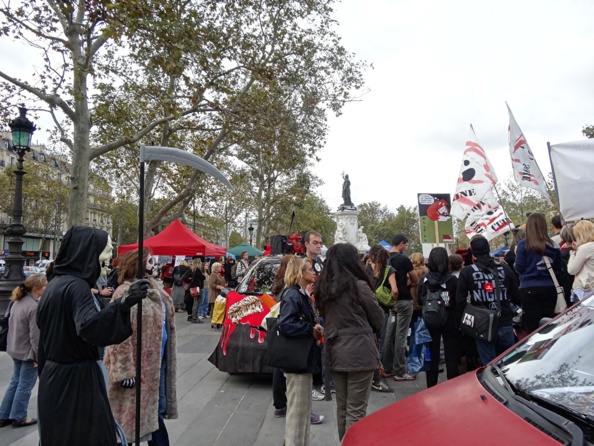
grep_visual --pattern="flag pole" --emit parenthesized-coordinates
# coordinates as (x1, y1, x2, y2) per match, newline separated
(134, 147, 145, 446)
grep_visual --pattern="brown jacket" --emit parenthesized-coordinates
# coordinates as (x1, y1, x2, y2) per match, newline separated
(209, 273, 226, 304)
(321, 280, 384, 372)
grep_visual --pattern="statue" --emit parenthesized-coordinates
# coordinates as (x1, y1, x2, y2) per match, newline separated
(357, 226, 369, 246)
(335, 220, 347, 243)
(340, 173, 355, 210)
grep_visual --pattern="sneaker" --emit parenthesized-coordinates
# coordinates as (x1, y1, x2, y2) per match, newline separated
(274, 407, 286, 418)
(311, 389, 325, 401)
(393, 373, 416, 382)
(310, 413, 324, 424)
(371, 380, 392, 392)
(379, 368, 394, 379)
(320, 384, 335, 395)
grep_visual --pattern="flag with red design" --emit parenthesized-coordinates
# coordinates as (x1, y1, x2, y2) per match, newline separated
(451, 125, 498, 220)
(507, 103, 551, 203)
(464, 190, 514, 240)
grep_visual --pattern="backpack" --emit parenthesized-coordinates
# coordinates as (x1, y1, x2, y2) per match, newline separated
(375, 266, 395, 307)
(231, 263, 238, 280)
(421, 282, 448, 329)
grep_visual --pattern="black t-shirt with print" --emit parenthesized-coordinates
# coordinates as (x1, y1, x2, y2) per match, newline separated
(389, 252, 414, 300)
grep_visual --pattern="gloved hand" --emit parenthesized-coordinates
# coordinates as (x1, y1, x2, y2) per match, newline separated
(120, 278, 149, 311)
(121, 378, 135, 388)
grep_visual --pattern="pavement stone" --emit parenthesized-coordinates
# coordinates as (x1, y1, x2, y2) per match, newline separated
(0, 312, 438, 445)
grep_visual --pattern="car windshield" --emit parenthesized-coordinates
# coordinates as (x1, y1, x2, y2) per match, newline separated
(497, 296, 594, 418)
(236, 258, 280, 296)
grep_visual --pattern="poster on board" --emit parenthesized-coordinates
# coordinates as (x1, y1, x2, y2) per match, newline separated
(418, 193, 454, 244)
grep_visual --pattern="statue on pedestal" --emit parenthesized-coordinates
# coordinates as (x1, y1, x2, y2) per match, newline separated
(339, 173, 355, 211)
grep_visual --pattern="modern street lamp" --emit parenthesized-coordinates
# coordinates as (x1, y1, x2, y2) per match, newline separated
(2, 106, 36, 283)
(248, 223, 254, 246)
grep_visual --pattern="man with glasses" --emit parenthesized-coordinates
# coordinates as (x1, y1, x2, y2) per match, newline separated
(382, 234, 418, 382)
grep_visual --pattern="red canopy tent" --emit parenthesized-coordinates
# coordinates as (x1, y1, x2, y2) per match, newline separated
(117, 219, 226, 258)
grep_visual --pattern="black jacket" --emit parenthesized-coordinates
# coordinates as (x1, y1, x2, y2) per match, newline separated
(278, 285, 318, 374)
(456, 256, 520, 326)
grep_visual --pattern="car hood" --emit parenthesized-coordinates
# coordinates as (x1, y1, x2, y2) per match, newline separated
(343, 371, 561, 446)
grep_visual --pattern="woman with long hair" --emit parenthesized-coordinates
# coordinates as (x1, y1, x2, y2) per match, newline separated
(367, 245, 397, 389)
(514, 213, 562, 332)
(188, 257, 206, 323)
(315, 243, 384, 440)
(418, 247, 461, 388)
(279, 257, 324, 446)
(104, 248, 177, 446)
(567, 221, 594, 303)
(0, 274, 47, 428)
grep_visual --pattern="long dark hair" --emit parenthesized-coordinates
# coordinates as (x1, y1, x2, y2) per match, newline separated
(369, 244, 388, 278)
(524, 213, 552, 255)
(314, 243, 373, 311)
(271, 254, 296, 295)
(427, 247, 449, 275)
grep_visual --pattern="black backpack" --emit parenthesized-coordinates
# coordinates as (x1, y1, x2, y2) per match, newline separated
(422, 282, 448, 329)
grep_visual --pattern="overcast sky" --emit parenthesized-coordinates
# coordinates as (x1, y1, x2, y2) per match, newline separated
(3, 0, 594, 218)
(316, 0, 594, 212)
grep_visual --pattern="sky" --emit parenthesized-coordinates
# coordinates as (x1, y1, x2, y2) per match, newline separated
(315, 0, 594, 212)
(3, 0, 594, 219)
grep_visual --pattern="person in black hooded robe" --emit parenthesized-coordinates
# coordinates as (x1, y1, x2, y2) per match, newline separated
(37, 226, 148, 446)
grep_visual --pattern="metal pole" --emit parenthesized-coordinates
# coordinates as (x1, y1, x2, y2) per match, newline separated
(134, 160, 145, 446)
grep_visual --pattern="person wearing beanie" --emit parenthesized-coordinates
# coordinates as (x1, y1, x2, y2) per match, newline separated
(456, 236, 521, 365)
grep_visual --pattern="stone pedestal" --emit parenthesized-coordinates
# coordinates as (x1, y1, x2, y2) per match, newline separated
(334, 208, 370, 253)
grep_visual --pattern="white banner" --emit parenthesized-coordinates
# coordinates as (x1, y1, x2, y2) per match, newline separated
(465, 191, 515, 241)
(507, 104, 551, 203)
(549, 139, 594, 221)
(451, 125, 498, 220)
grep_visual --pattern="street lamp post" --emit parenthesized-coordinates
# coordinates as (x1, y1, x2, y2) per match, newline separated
(1, 106, 36, 288)
(248, 223, 254, 246)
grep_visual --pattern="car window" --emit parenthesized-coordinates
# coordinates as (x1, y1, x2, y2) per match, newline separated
(497, 297, 594, 418)
(236, 259, 280, 295)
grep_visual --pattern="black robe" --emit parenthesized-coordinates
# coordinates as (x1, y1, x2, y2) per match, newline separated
(37, 226, 133, 446)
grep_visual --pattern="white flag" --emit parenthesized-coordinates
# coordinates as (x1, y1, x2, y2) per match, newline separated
(464, 190, 515, 241)
(507, 103, 551, 203)
(451, 125, 498, 220)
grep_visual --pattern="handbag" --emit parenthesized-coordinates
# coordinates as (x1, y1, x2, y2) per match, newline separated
(375, 266, 395, 307)
(460, 265, 501, 343)
(0, 302, 13, 352)
(265, 317, 315, 373)
(543, 256, 567, 314)
(190, 287, 200, 297)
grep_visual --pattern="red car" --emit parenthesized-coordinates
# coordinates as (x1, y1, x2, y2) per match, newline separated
(343, 296, 594, 445)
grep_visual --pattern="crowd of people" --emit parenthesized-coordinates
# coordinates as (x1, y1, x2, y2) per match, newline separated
(0, 211, 584, 445)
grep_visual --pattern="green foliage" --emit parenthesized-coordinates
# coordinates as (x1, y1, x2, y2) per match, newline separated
(358, 202, 421, 253)
(228, 230, 244, 248)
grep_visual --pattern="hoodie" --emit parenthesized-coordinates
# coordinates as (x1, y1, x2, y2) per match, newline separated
(456, 256, 521, 326)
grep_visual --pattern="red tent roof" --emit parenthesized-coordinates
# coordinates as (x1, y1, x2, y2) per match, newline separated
(117, 219, 226, 258)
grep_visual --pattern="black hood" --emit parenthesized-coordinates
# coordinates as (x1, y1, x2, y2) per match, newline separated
(424, 271, 453, 286)
(53, 226, 109, 287)
(474, 255, 496, 271)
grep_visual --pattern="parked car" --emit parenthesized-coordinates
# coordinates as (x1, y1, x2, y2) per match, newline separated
(208, 256, 282, 374)
(36, 259, 52, 269)
(342, 296, 594, 445)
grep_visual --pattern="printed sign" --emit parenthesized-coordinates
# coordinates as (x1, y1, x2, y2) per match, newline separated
(418, 193, 454, 244)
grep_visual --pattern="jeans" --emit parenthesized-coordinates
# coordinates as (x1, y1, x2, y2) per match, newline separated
(197, 289, 209, 317)
(382, 300, 413, 376)
(475, 324, 516, 365)
(0, 359, 37, 420)
(148, 358, 170, 446)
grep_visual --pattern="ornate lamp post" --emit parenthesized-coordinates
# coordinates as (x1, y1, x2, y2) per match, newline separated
(248, 223, 254, 246)
(1, 106, 36, 285)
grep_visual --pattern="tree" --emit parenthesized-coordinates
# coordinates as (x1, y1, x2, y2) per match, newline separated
(0, 0, 368, 232)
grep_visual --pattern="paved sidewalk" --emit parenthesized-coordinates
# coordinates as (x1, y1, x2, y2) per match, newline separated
(0, 313, 433, 445)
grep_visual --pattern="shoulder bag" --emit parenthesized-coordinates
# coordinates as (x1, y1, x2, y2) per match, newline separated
(460, 265, 501, 343)
(543, 256, 567, 314)
(375, 266, 395, 307)
(0, 301, 14, 352)
(265, 317, 314, 373)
